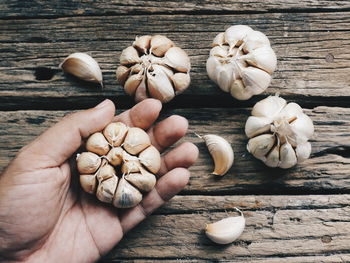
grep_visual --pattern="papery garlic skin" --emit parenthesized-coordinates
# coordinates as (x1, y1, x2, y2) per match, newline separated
(245, 95, 314, 168)
(76, 122, 161, 208)
(206, 25, 277, 100)
(116, 35, 191, 103)
(60, 52, 103, 87)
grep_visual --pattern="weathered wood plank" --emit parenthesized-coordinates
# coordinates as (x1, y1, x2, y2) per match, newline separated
(0, 12, 349, 109)
(1, 0, 349, 18)
(1, 106, 350, 193)
(101, 195, 350, 260)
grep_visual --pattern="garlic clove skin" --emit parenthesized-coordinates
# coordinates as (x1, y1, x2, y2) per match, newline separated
(241, 46, 277, 74)
(290, 114, 314, 143)
(106, 147, 124, 166)
(241, 67, 272, 96)
(205, 208, 245, 245)
(164, 47, 191, 73)
(279, 142, 298, 169)
(201, 134, 234, 176)
(265, 145, 280, 167)
(251, 96, 286, 118)
(60, 52, 103, 86)
(125, 169, 156, 192)
(296, 142, 312, 163)
(80, 174, 97, 194)
(138, 145, 161, 174)
(206, 56, 221, 84)
(133, 35, 152, 53)
(209, 45, 229, 58)
(243, 30, 271, 52)
(113, 177, 143, 208)
(150, 35, 174, 57)
(116, 65, 130, 85)
(123, 127, 151, 155)
(86, 132, 110, 156)
(245, 116, 272, 138)
(147, 66, 175, 103)
(171, 73, 191, 94)
(120, 46, 141, 65)
(96, 164, 116, 183)
(124, 73, 143, 96)
(96, 176, 118, 204)
(230, 79, 254, 101)
(225, 25, 253, 47)
(76, 152, 101, 174)
(134, 77, 149, 103)
(212, 32, 225, 47)
(121, 159, 141, 174)
(247, 134, 275, 159)
(103, 122, 128, 147)
(217, 65, 234, 93)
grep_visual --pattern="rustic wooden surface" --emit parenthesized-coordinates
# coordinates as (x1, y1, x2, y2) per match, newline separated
(1, 1, 349, 262)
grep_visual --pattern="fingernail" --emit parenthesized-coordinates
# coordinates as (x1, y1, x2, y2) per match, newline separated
(95, 99, 109, 109)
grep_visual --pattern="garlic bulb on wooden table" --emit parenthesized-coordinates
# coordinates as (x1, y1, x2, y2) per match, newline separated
(206, 25, 277, 100)
(245, 95, 314, 168)
(116, 35, 191, 103)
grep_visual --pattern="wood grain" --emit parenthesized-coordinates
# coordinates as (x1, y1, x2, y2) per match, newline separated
(0, 12, 349, 109)
(1, 106, 350, 193)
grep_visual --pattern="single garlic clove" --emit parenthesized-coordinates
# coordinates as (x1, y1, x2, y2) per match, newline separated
(230, 79, 254, 100)
(265, 145, 280, 167)
(247, 134, 275, 159)
(279, 142, 298, 169)
(205, 208, 245, 245)
(171, 72, 191, 94)
(278, 102, 303, 121)
(290, 114, 314, 143)
(139, 145, 161, 174)
(251, 95, 286, 118)
(113, 177, 143, 208)
(150, 35, 174, 57)
(124, 73, 143, 96)
(103, 122, 128, 147)
(164, 47, 191, 73)
(209, 45, 229, 58)
(96, 176, 118, 204)
(123, 127, 151, 155)
(76, 152, 101, 174)
(86, 132, 110, 156)
(245, 116, 272, 138)
(80, 174, 97, 194)
(243, 30, 270, 52)
(212, 32, 225, 46)
(241, 66, 272, 95)
(106, 147, 124, 166)
(134, 77, 149, 103)
(120, 46, 141, 65)
(96, 164, 116, 183)
(116, 65, 130, 85)
(217, 64, 234, 93)
(121, 160, 141, 174)
(224, 25, 253, 47)
(242, 46, 277, 74)
(60, 52, 103, 86)
(296, 142, 312, 163)
(200, 134, 234, 176)
(133, 35, 152, 54)
(206, 56, 221, 84)
(147, 66, 175, 103)
(125, 169, 156, 192)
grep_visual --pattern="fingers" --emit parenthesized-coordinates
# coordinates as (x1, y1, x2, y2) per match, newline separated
(119, 167, 190, 233)
(158, 142, 199, 176)
(21, 100, 115, 168)
(148, 115, 188, 152)
(114, 98, 162, 129)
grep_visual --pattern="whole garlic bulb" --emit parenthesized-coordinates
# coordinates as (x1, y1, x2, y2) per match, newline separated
(245, 95, 314, 169)
(116, 35, 191, 103)
(76, 121, 161, 208)
(206, 25, 277, 100)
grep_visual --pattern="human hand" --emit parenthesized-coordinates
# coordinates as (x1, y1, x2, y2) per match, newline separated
(0, 99, 198, 263)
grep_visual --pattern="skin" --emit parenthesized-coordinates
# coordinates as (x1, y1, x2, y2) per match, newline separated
(0, 99, 199, 263)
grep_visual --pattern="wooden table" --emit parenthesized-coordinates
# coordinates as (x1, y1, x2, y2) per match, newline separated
(1, 1, 350, 262)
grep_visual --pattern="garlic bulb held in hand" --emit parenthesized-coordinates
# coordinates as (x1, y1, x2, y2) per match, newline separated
(205, 208, 245, 244)
(206, 25, 277, 100)
(76, 121, 161, 208)
(197, 134, 234, 176)
(60, 52, 103, 87)
(245, 95, 314, 168)
(116, 35, 191, 103)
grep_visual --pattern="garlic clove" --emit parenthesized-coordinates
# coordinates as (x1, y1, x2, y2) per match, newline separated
(205, 208, 245, 244)
(150, 35, 174, 57)
(96, 164, 116, 183)
(113, 177, 143, 208)
(251, 95, 286, 118)
(171, 72, 191, 94)
(76, 152, 101, 174)
(60, 52, 103, 86)
(124, 73, 143, 96)
(123, 127, 151, 155)
(242, 46, 277, 74)
(125, 169, 156, 192)
(217, 65, 234, 93)
(212, 32, 225, 47)
(103, 122, 128, 147)
(121, 159, 141, 174)
(96, 176, 118, 204)
(279, 142, 298, 169)
(290, 114, 314, 143)
(133, 35, 152, 54)
(134, 77, 149, 103)
(224, 25, 253, 47)
(230, 79, 254, 100)
(245, 116, 272, 138)
(147, 66, 175, 103)
(241, 66, 272, 95)
(80, 174, 97, 194)
(209, 45, 229, 58)
(106, 147, 124, 166)
(116, 65, 130, 85)
(201, 134, 234, 176)
(247, 134, 275, 159)
(138, 145, 161, 174)
(206, 56, 221, 84)
(86, 132, 110, 156)
(120, 46, 141, 65)
(243, 30, 270, 52)
(278, 102, 303, 121)
(296, 142, 312, 163)
(265, 145, 280, 167)
(164, 47, 191, 73)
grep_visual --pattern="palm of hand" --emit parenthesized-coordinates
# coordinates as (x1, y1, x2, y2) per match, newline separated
(0, 99, 198, 263)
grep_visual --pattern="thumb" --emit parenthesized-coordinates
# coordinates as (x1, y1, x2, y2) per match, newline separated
(20, 99, 115, 168)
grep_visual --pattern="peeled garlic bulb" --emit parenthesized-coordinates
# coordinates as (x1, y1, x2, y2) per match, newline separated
(60, 52, 103, 87)
(199, 134, 234, 176)
(245, 95, 314, 168)
(116, 35, 191, 103)
(205, 208, 245, 244)
(206, 25, 277, 100)
(76, 121, 161, 208)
